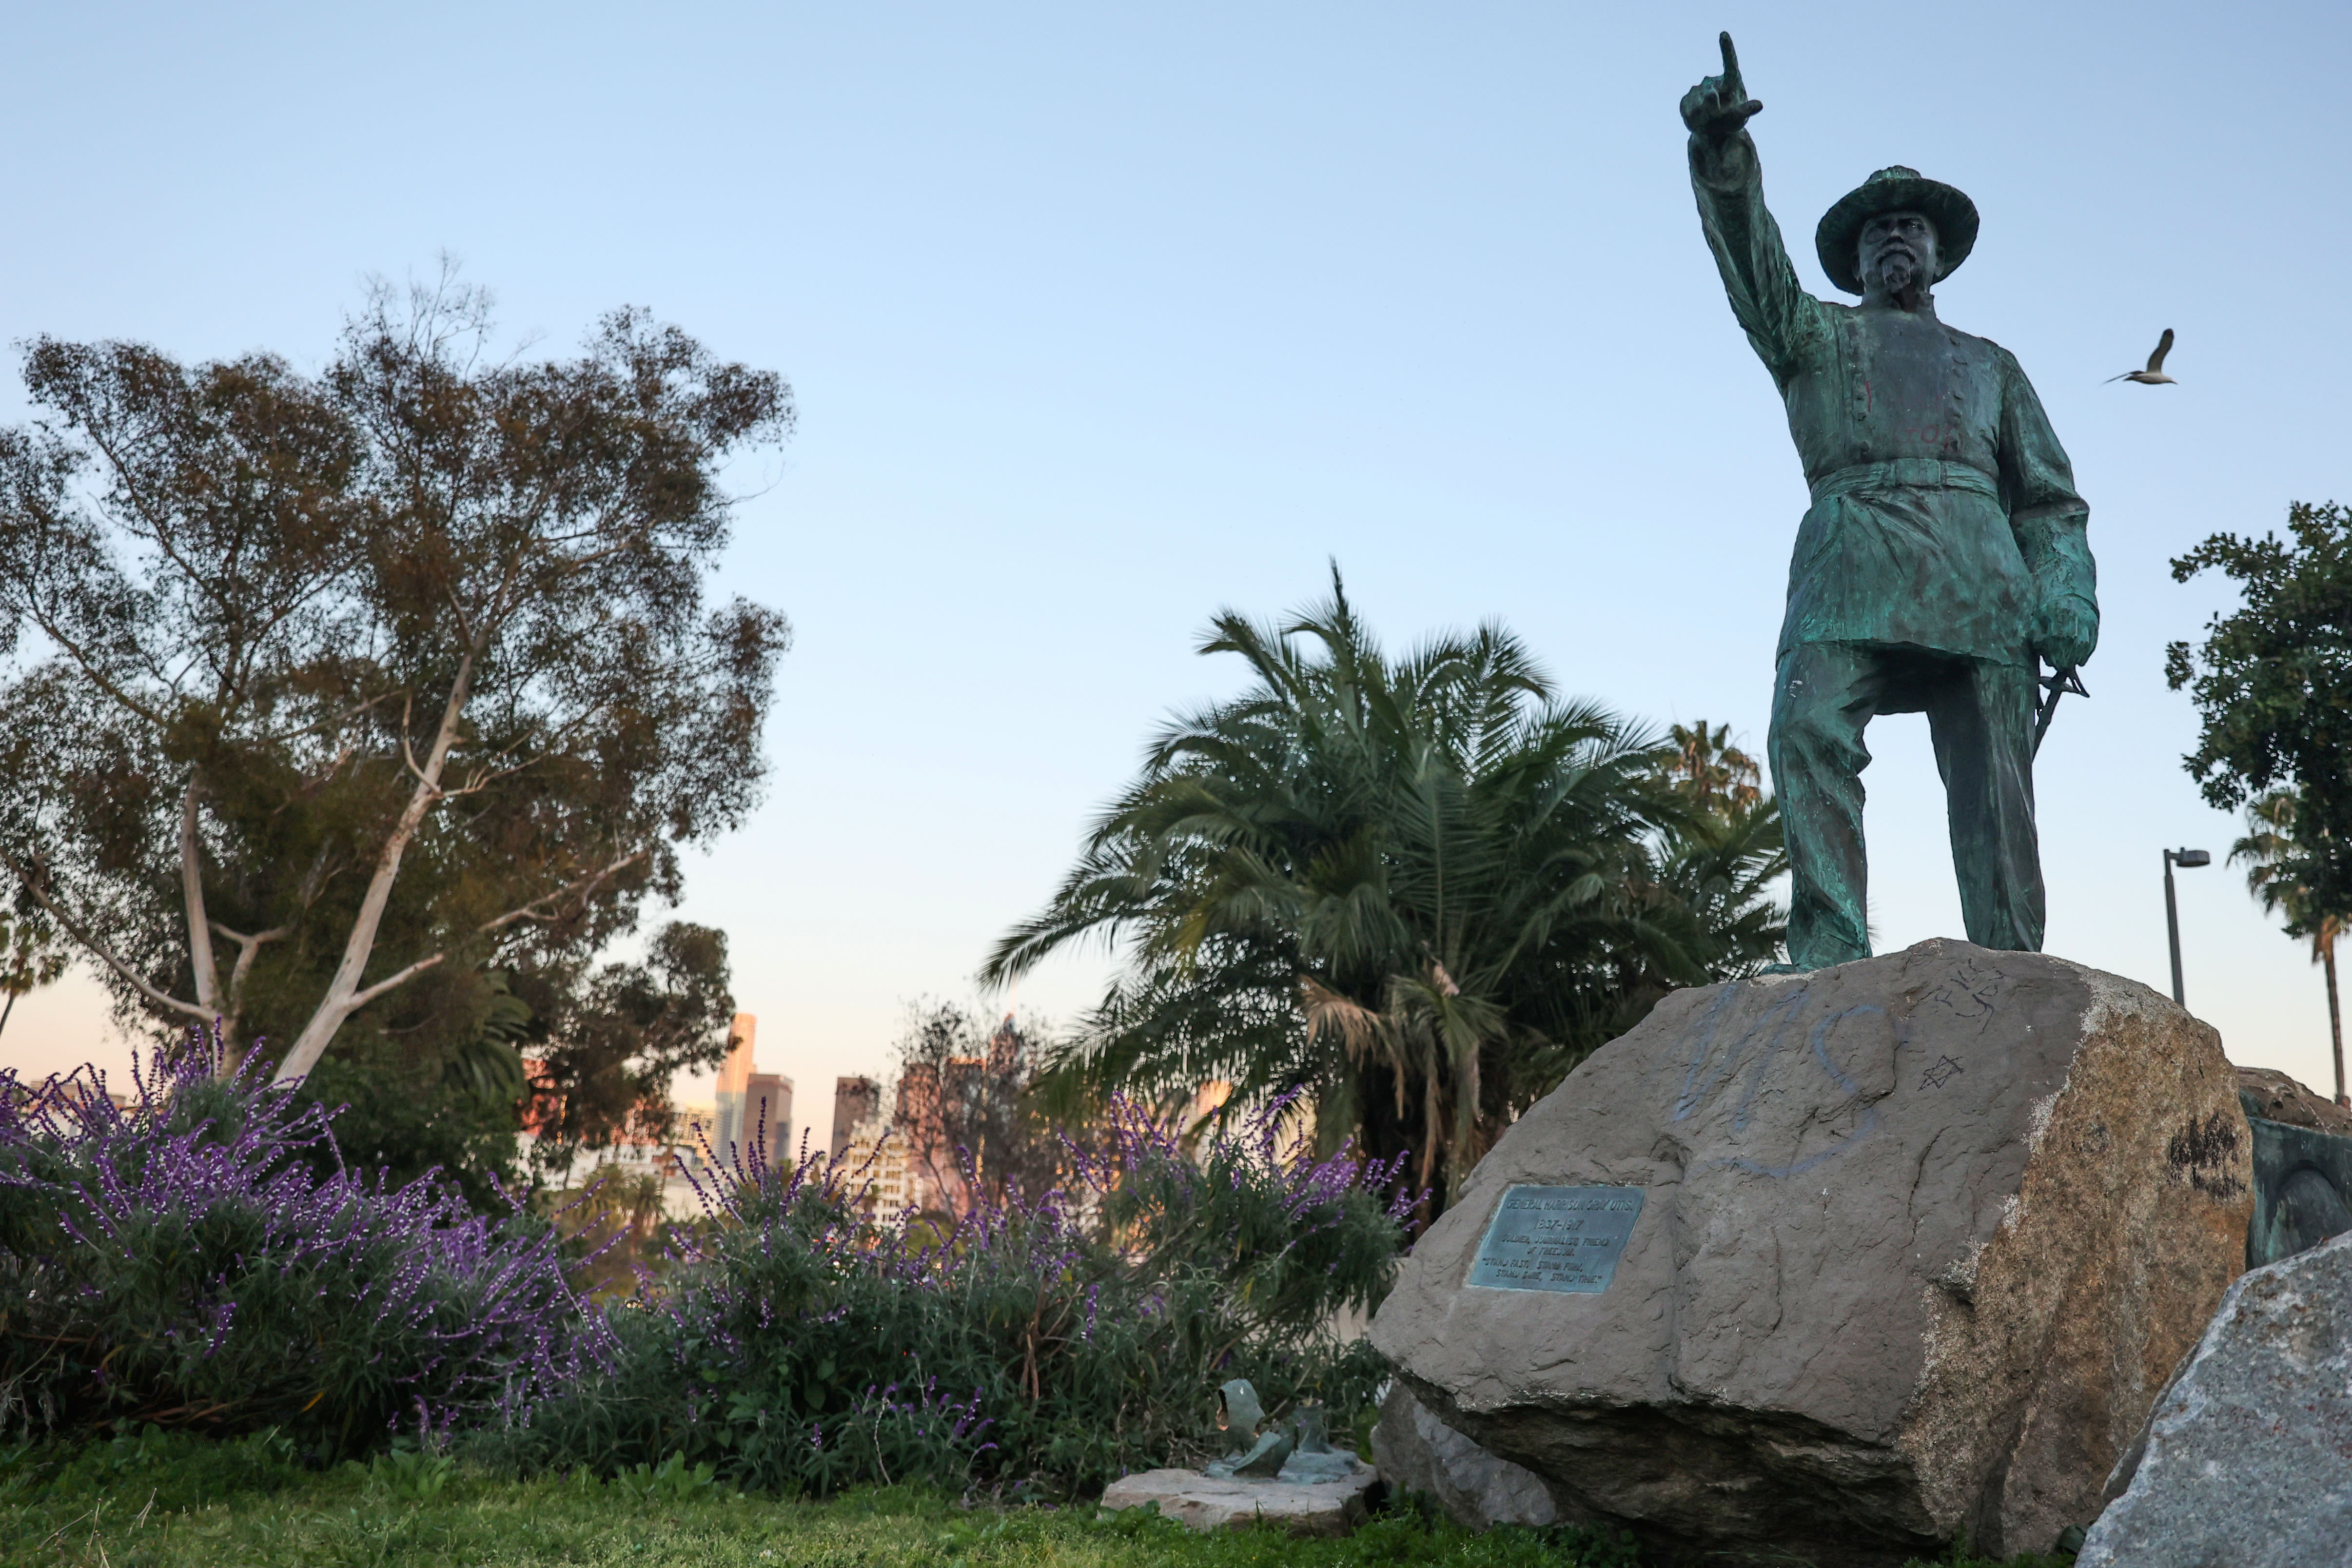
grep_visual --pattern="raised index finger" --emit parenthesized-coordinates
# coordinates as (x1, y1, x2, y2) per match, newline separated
(1719, 32, 1744, 96)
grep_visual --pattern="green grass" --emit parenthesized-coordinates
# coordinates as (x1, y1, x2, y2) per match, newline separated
(0, 1432, 2070, 1568)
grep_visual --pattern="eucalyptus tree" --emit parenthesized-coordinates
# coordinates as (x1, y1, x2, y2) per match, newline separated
(0, 274, 790, 1086)
(986, 576, 1784, 1207)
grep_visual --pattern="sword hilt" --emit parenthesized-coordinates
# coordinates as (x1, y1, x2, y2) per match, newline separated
(2032, 664, 2087, 756)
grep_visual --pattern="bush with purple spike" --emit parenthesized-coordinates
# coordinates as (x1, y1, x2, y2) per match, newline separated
(497, 1093, 1416, 1498)
(0, 1031, 603, 1456)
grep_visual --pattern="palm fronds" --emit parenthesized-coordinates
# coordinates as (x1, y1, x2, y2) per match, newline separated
(988, 570, 1785, 1208)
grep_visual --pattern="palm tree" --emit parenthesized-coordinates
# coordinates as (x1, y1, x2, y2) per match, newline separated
(2232, 787, 2347, 1106)
(985, 573, 1784, 1210)
(1657, 720, 1764, 816)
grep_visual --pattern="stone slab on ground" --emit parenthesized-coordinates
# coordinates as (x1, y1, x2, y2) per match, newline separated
(1369, 941, 2253, 1567)
(1370, 1383, 1556, 1530)
(2079, 1229, 2352, 1567)
(1099, 1463, 1378, 1535)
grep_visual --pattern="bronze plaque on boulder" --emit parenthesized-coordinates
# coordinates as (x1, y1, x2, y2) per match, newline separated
(1468, 1185, 1646, 1293)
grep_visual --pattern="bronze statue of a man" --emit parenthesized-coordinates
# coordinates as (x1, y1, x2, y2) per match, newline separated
(1682, 34, 2097, 971)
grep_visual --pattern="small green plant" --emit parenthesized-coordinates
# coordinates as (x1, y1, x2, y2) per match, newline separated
(369, 1445, 454, 1504)
(613, 1450, 723, 1504)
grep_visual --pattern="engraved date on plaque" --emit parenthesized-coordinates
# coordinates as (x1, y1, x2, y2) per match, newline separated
(1468, 1185, 1646, 1294)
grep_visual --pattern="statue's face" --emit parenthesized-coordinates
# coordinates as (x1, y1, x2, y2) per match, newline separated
(1858, 210, 1940, 298)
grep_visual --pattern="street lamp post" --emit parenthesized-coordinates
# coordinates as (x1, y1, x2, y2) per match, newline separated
(2163, 847, 2212, 1007)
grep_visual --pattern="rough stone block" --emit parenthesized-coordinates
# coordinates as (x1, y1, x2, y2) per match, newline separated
(2235, 1064, 2352, 1137)
(1370, 1382, 1558, 1530)
(2079, 1229, 2352, 1566)
(1368, 941, 2251, 1566)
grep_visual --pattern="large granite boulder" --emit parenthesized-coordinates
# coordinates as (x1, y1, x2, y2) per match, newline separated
(1370, 1382, 1558, 1529)
(2079, 1229, 2352, 1565)
(1369, 941, 2252, 1566)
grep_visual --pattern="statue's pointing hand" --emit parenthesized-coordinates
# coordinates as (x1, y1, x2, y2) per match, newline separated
(1681, 32, 1763, 141)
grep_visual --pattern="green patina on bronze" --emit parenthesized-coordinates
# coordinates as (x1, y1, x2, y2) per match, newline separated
(1681, 34, 2099, 970)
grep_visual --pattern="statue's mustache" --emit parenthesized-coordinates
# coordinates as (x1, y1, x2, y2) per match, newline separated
(1870, 243, 1922, 283)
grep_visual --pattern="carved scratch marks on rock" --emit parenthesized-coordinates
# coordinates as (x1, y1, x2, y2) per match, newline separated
(1903, 1123, 1951, 1256)
(1920, 1055, 1965, 1090)
(1922, 956, 2004, 1033)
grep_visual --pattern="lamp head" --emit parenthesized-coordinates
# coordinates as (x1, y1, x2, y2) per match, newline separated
(2173, 848, 2212, 868)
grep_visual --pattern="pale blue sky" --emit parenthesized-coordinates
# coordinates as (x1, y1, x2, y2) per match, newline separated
(5, 1, 2349, 1134)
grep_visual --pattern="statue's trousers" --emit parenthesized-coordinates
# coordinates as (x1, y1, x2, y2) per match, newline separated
(1769, 640, 2044, 969)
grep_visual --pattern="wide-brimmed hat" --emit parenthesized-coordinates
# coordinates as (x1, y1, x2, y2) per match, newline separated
(1814, 166, 1979, 295)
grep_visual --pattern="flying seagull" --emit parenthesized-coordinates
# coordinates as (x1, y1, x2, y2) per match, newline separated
(2108, 329, 2176, 385)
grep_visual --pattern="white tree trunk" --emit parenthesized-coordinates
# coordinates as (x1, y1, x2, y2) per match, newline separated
(272, 650, 477, 1084)
(179, 777, 221, 1018)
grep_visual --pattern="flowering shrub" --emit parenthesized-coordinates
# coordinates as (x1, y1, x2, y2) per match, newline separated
(0, 1034, 602, 1455)
(0, 1036, 1411, 1497)
(1081, 1095, 1413, 1336)
(499, 1094, 1414, 1498)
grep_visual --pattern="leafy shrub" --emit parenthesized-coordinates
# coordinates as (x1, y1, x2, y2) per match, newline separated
(0, 1034, 604, 1456)
(497, 1094, 1414, 1498)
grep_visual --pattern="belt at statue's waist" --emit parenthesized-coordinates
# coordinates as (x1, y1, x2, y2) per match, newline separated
(1807, 459, 1999, 506)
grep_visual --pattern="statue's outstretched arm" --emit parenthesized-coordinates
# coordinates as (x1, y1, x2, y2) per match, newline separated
(1683, 34, 1821, 385)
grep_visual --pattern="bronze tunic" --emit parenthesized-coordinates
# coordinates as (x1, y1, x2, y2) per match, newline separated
(1690, 133, 2095, 667)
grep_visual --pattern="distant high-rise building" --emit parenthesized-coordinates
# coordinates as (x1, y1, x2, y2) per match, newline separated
(829, 1015, 1035, 1218)
(837, 1109, 913, 1214)
(986, 1012, 1020, 1074)
(711, 1015, 792, 1164)
(745, 1070, 792, 1159)
(832, 1076, 880, 1160)
(713, 1014, 755, 1159)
